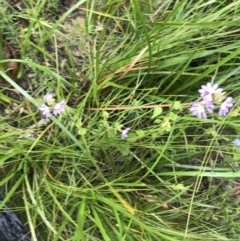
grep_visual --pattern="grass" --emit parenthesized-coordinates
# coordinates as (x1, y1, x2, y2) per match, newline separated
(1, 0, 240, 240)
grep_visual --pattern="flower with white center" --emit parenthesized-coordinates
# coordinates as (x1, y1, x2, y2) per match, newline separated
(189, 101, 207, 119)
(204, 100, 215, 113)
(43, 93, 56, 106)
(40, 104, 51, 119)
(199, 83, 224, 102)
(191, 82, 233, 119)
(53, 100, 65, 115)
(43, 93, 55, 101)
(218, 97, 233, 116)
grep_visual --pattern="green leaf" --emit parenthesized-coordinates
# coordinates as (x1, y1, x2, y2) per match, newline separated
(154, 118, 162, 124)
(75, 119, 83, 128)
(136, 129, 145, 138)
(78, 128, 87, 135)
(161, 118, 172, 131)
(151, 107, 162, 119)
(120, 146, 130, 156)
(172, 101, 182, 110)
(169, 112, 178, 121)
(102, 111, 109, 119)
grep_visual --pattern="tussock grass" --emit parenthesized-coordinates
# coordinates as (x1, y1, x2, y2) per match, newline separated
(1, 0, 240, 240)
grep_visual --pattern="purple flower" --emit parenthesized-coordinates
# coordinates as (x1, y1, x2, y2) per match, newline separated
(234, 138, 240, 147)
(199, 83, 223, 102)
(190, 101, 207, 119)
(40, 104, 51, 118)
(121, 127, 131, 139)
(223, 185, 229, 190)
(53, 100, 65, 115)
(218, 97, 233, 116)
(204, 100, 215, 113)
(43, 93, 55, 101)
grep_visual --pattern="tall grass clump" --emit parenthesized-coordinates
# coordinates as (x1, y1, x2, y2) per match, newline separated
(1, 0, 240, 240)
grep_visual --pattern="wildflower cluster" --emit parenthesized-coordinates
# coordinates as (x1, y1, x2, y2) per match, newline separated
(190, 83, 233, 119)
(40, 93, 65, 119)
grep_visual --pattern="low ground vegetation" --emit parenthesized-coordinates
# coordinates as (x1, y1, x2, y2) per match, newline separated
(1, 0, 240, 240)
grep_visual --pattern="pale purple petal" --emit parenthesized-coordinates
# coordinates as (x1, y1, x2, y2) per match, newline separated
(234, 138, 240, 147)
(121, 127, 131, 139)
(40, 104, 51, 118)
(190, 101, 207, 119)
(53, 100, 65, 115)
(218, 97, 233, 116)
(43, 93, 55, 101)
(199, 83, 223, 101)
(204, 100, 215, 113)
